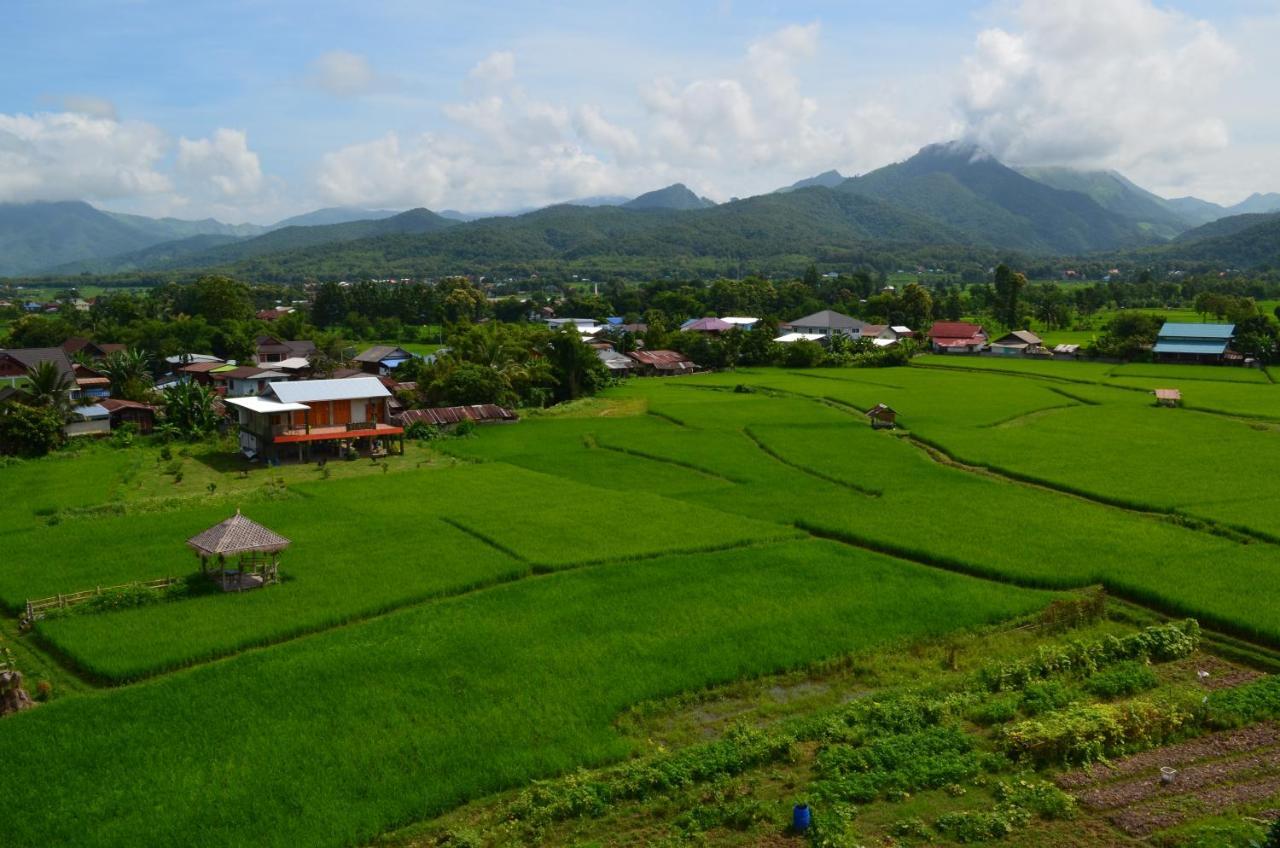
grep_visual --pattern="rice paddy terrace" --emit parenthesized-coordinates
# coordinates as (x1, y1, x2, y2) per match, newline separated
(3, 358, 1280, 847)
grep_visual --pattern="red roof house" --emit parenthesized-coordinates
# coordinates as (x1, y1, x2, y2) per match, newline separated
(927, 322, 986, 354)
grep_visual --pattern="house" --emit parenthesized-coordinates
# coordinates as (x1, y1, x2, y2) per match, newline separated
(596, 348, 637, 375)
(73, 363, 111, 398)
(393, 404, 517, 429)
(1052, 344, 1081, 358)
(1153, 388, 1182, 408)
(1152, 323, 1235, 364)
(865, 403, 898, 429)
(627, 349, 698, 375)
(254, 336, 316, 365)
(0, 348, 77, 396)
(353, 345, 415, 376)
(720, 317, 759, 329)
(989, 330, 1044, 356)
(179, 360, 233, 386)
(787, 310, 868, 338)
(928, 322, 987, 354)
(66, 404, 111, 437)
(256, 306, 295, 322)
(773, 332, 827, 344)
(224, 376, 403, 461)
(60, 337, 126, 360)
(682, 317, 733, 334)
(272, 357, 313, 376)
(99, 398, 159, 434)
(221, 367, 292, 398)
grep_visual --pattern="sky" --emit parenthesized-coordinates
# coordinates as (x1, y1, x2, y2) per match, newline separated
(2, 0, 1278, 223)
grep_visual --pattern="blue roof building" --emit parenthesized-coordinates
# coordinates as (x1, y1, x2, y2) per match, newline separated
(1152, 322, 1235, 362)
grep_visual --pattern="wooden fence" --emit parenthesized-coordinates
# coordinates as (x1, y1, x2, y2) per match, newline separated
(23, 576, 181, 626)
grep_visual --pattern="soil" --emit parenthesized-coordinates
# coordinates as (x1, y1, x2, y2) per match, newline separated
(1056, 722, 1280, 789)
(1107, 775, 1280, 837)
(1159, 652, 1265, 691)
(1078, 745, 1280, 810)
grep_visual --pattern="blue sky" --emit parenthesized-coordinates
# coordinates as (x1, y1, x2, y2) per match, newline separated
(3, 1, 1277, 222)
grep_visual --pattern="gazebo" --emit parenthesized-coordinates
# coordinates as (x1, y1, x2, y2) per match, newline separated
(187, 510, 291, 592)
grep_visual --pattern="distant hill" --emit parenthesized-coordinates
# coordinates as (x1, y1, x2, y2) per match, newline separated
(565, 195, 630, 208)
(622, 184, 716, 211)
(107, 207, 461, 272)
(0, 201, 267, 277)
(1228, 192, 1280, 216)
(837, 142, 1154, 254)
(267, 207, 401, 229)
(184, 186, 972, 282)
(1164, 196, 1227, 227)
(1174, 211, 1280, 243)
(776, 170, 845, 193)
(1016, 166, 1191, 239)
(1162, 215, 1280, 266)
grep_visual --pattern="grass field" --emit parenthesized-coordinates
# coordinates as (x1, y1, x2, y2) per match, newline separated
(3, 358, 1280, 847)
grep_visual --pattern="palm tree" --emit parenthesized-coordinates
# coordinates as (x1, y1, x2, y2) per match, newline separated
(98, 349, 153, 400)
(19, 361, 73, 418)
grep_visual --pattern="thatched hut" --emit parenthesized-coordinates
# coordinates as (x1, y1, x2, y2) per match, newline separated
(187, 510, 291, 592)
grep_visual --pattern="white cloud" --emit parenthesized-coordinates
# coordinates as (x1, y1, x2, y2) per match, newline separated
(0, 111, 170, 203)
(958, 0, 1238, 173)
(315, 25, 943, 211)
(177, 128, 264, 199)
(468, 51, 516, 87)
(58, 95, 118, 121)
(309, 50, 378, 97)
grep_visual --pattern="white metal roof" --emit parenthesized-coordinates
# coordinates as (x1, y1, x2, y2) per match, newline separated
(773, 332, 827, 343)
(273, 357, 311, 370)
(235, 370, 290, 381)
(224, 396, 310, 414)
(721, 316, 759, 325)
(267, 376, 390, 404)
(164, 353, 222, 365)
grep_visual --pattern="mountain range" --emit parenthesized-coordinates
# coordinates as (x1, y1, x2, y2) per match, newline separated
(5, 142, 1280, 279)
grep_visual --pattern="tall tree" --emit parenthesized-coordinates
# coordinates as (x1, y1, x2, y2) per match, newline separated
(19, 361, 73, 418)
(993, 264, 1028, 328)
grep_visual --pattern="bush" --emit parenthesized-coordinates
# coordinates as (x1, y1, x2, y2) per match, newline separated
(1000, 699, 1192, 766)
(966, 695, 1019, 726)
(34, 680, 53, 702)
(892, 816, 931, 838)
(935, 806, 1031, 842)
(0, 402, 64, 457)
(1020, 680, 1075, 716)
(783, 340, 826, 368)
(995, 778, 1076, 819)
(1084, 660, 1159, 700)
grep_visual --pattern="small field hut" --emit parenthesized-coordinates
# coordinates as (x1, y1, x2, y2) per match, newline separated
(865, 403, 898, 429)
(1153, 388, 1182, 408)
(187, 510, 291, 592)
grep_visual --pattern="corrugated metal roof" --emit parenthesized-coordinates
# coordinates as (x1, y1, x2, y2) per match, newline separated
(627, 349, 696, 368)
(789, 309, 863, 330)
(224, 396, 311, 414)
(1154, 389, 1182, 400)
(1158, 322, 1235, 339)
(72, 404, 110, 419)
(268, 376, 390, 403)
(395, 405, 517, 426)
(928, 322, 984, 339)
(1152, 340, 1229, 355)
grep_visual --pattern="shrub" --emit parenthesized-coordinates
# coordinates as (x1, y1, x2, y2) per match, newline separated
(1000, 699, 1192, 766)
(1020, 680, 1075, 716)
(994, 778, 1076, 819)
(34, 680, 53, 702)
(892, 817, 931, 838)
(966, 695, 1019, 726)
(935, 806, 1031, 842)
(1084, 660, 1159, 700)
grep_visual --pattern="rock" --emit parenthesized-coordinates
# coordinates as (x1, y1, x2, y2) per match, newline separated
(0, 669, 34, 716)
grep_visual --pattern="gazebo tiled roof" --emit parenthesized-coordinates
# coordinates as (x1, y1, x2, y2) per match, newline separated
(186, 510, 291, 557)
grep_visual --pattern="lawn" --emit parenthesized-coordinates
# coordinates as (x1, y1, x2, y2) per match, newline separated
(0, 540, 1051, 848)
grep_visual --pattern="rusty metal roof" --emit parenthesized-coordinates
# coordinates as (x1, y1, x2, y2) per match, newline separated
(394, 405, 517, 426)
(187, 510, 291, 557)
(626, 349, 696, 369)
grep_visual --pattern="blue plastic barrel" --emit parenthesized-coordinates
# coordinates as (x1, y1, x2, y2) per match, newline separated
(792, 803, 811, 833)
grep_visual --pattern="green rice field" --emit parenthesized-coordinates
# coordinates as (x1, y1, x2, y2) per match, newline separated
(3, 357, 1280, 847)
